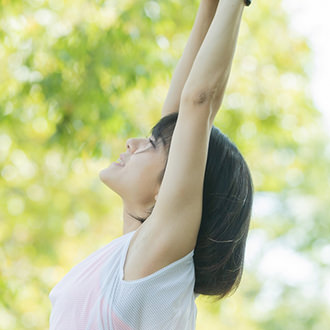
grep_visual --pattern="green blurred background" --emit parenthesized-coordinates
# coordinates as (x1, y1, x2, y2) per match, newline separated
(1, 0, 330, 329)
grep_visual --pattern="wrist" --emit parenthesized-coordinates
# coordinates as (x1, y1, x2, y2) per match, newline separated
(217, 0, 251, 6)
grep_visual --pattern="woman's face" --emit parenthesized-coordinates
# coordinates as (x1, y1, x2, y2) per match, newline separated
(99, 135, 167, 208)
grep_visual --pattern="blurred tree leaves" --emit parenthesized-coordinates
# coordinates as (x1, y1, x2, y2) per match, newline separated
(1, 0, 330, 329)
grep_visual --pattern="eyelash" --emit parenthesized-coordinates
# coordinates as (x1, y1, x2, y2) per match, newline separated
(149, 138, 156, 148)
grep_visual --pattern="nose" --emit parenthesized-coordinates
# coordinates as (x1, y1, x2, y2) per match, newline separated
(126, 137, 147, 154)
(126, 138, 139, 153)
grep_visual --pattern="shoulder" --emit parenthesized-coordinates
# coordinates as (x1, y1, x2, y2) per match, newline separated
(121, 226, 195, 282)
(115, 233, 196, 328)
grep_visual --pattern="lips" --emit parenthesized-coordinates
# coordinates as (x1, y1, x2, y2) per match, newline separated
(119, 154, 126, 165)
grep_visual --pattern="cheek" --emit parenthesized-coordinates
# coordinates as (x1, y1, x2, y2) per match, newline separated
(128, 158, 161, 186)
(133, 161, 156, 181)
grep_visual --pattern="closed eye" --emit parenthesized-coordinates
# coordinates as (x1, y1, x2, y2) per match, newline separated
(148, 138, 156, 149)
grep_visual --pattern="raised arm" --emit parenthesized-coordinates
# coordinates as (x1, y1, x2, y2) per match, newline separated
(182, 0, 246, 122)
(123, 0, 249, 281)
(161, 0, 219, 118)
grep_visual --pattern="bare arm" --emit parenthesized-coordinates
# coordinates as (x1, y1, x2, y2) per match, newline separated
(123, 0, 249, 281)
(182, 0, 246, 120)
(161, 0, 219, 118)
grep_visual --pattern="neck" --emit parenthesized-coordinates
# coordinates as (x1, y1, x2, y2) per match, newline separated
(122, 202, 144, 235)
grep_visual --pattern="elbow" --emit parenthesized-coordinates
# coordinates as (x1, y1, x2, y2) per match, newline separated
(181, 66, 230, 106)
(181, 85, 218, 106)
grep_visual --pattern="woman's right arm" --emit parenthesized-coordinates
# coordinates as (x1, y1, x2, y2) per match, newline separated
(122, 0, 249, 279)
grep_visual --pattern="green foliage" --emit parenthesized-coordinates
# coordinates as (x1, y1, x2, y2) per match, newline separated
(1, 0, 329, 329)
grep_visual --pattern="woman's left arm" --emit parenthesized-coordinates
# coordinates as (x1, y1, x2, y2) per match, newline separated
(181, 0, 246, 122)
(122, 0, 249, 279)
(161, 0, 219, 118)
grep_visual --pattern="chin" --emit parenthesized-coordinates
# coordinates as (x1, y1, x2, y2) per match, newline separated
(99, 167, 123, 196)
(99, 167, 113, 187)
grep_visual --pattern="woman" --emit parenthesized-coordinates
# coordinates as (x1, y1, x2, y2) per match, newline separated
(49, 0, 254, 329)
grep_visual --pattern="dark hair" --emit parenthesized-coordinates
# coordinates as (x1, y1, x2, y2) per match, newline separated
(130, 111, 254, 300)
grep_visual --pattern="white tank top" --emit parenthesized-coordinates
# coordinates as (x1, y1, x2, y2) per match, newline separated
(49, 229, 199, 330)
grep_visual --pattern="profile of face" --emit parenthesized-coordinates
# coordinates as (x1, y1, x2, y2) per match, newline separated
(99, 136, 167, 211)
